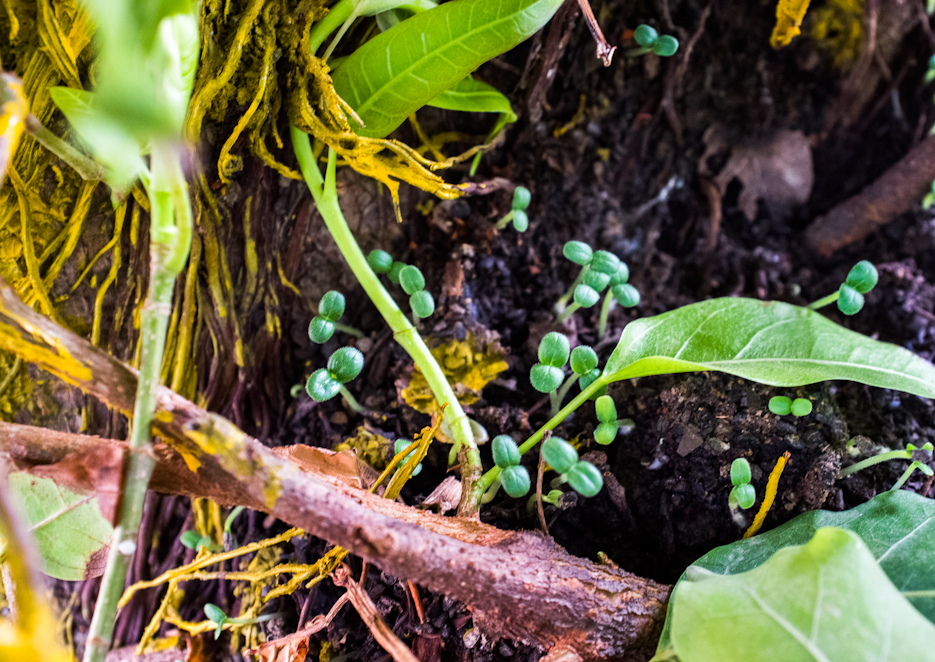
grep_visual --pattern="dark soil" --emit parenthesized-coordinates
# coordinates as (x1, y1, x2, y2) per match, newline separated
(60, 0, 935, 659)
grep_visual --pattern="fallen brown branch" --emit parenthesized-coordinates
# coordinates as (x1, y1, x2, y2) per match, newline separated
(804, 133, 935, 257)
(0, 280, 670, 660)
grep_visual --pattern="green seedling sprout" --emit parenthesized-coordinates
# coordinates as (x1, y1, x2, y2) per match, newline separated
(180, 530, 222, 553)
(495, 186, 532, 232)
(808, 260, 879, 316)
(594, 395, 623, 445)
(307, 346, 366, 413)
(727, 458, 756, 526)
(768, 396, 812, 417)
(309, 291, 346, 343)
(532, 336, 600, 415)
(203, 603, 283, 641)
(626, 24, 680, 57)
(541, 437, 604, 497)
(839, 442, 934, 491)
(555, 241, 638, 325)
(490, 435, 531, 497)
(399, 265, 436, 322)
(598, 263, 639, 338)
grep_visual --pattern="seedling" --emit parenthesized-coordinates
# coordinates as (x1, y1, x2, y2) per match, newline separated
(768, 396, 812, 417)
(306, 346, 366, 414)
(399, 265, 436, 321)
(491, 435, 531, 497)
(531, 335, 602, 415)
(594, 395, 624, 445)
(495, 186, 532, 232)
(203, 603, 282, 640)
(626, 25, 680, 57)
(394, 438, 424, 476)
(808, 260, 879, 315)
(555, 241, 639, 327)
(839, 442, 934, 490)
(728, 458, 756, 511)
(542, 437, 603, 497)
(309, 291, 346, 343)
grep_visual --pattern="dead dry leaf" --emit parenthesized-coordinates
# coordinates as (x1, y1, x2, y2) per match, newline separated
(271, 445, 364, 489)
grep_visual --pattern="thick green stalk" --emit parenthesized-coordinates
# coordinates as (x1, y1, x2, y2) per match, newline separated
(291, 127, 482, 514)
(83, 143, 189, 662)
(470, 374, 610, 502)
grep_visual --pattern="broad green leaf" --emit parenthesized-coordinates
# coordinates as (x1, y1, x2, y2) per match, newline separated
(427, 76, 516, 123)
(48, 87, 147, 193)
(604, 298, 935, 398)
(332, 0, 564, 137)
(669, 528, 935, 662)
(4, 472, 113, 581)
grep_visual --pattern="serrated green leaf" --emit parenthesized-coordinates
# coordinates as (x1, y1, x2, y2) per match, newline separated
(332, 0, 563, 137)
(669, 528, 935, 662)
(604, 298, 935, 398)
(4, 472, 113, 581)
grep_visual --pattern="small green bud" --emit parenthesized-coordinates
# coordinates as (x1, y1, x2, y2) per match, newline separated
(542, 489, 564, 506)
(530, 363, 565, 393)
(590, 250, 621, 275)
(566, 461, 603, 497)
(653, 35, 679, 56)
(204, 603, 227, 625)
(595, 395, 617, 423)
(579, 368, 607, 398)
(538, 332, 570, 367)
(180, 530, 204, 550)
(410, 290, 435, 319)
(612, 283, 640, 307)
(594, 422, 618, 446)
(837, 284, 864, 315)
(501, 465, 531, 497)
(307, 369, 341, 401)
(634, 24, 658, 47)
(318, 291, 345, 322)
(570, 345, 599, 375)
(730, 484, 756, 510)
(388, 261, 407, 284)
(608, 263, 630, 286)
(367, 249, 393, 273)
(394, 439, 422, 476)
(308, 317, 335, 344)
(845, 261, 878, 294)
(730, 458, 752, 487)
(574, 284, 600, 308)
(327, 347, 364, 383)
(791, 398, 812, 417)
(563, 241, 593, 266)
(768, 396, 792, 415)
(542, 437, 578, 474)
(492, 435, 521, 468)
(512, 209, 529, 232)
(583, 269, 611, 292)
(400, 265, 426, 295)
(512, 186, 531, 211)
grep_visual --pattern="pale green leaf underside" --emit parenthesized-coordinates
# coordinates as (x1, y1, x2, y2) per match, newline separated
(428, 75, 516, 120)
(671, 528, 935, 662)
(604, 298, 935, 399)
(332, 0, 563, 137)
(5, 472, 112, 581)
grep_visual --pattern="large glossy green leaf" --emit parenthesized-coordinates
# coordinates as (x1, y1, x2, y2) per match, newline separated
(603, 298, 935, 398)
(686, 490, 935, 622)
(667, 528, 935, 662)
(331, 0, 563, 137)
(5, 472, 113, 581)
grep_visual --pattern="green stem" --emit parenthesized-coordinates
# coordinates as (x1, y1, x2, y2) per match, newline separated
(291, 126, 482, 514)
(339, 385, 367, 415)
(495, 211, 514, 230)
(598, 291, 616, 338)
(890, 462, 926, 491)
(625, 46, 653, 57)
(471, 375, 610, 502)
(553, 373, 580, 415)
(334, 321, 364, 338)
(83, 142, 189, 662)
(808, 291, 840, 310)
(839, 449, 911, 478)
(555, 302, 581, 325)
(25, 115, 106, 184)
(555, 267, 587, 313)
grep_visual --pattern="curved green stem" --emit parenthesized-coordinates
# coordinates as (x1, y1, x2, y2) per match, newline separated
(291, 126, 482, 514)
(495, 211, 514, 230)
(839, 449, 910, 478)
(555, 302, 581, 325)
(470, 375, 610, 502)
(555, 266, 587, 312)
(339, 385, 367, 414)
(598, 291, 616, 338)
(808, 291, 839, 310)
(553, 372, 580, 414)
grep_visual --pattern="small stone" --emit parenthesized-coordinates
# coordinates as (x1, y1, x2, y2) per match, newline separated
(706, 438, 730, 453)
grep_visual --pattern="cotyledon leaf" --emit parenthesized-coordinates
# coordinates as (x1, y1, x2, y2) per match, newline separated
(331, 0, 564, 138)
(603, 298, 935, 398)
(666, 528, 935, 662)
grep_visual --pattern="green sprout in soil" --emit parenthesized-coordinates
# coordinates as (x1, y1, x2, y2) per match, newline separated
(542, 437, 603, 497)
(594, 395, 627, 445)
(531, 333, 602, 415)
(626, 25, 680, 58)
(839, 442, 934, 491)
(555, 241, 639, 332)
(306, 346, 366, 415)
(492, 434, 530, 498)
(495, 186, 532, 232)
(768, 396, 813, 417)
(728, 458, 756, 524)
(808, 260, 879, 315)
(203, 603, 283, 640)
(180, 530, 223, 554)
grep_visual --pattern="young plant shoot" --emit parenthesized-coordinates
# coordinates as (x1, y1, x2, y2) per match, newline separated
(839, 442, 934, 490)
(627, 25, 680, 57)
(728, 458, 756, 525)
(768, 396, 812, 417)
(556, 241, 639, 326)
(495, 186, 532, 232)
(808, 260, 879, 315)
(541, 437, 603, 497)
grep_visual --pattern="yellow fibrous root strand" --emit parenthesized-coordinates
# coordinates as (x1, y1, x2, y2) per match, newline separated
(743, 451, 791, 539)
